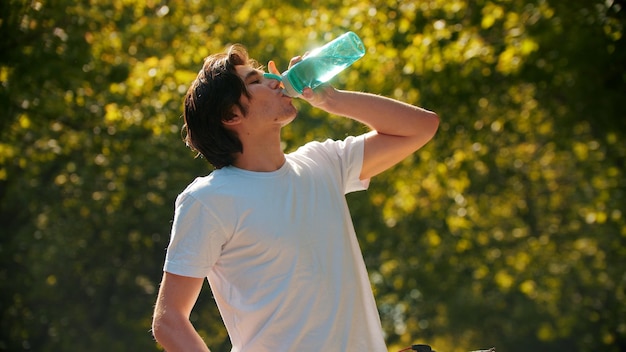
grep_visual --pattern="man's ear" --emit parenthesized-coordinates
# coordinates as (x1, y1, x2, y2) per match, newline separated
(222, 106, 243, 126)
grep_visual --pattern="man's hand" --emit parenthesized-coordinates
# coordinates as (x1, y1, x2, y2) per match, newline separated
(268, 56, 337, 109)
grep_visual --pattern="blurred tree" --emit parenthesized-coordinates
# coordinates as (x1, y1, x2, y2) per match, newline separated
(1, 0, 624, 351)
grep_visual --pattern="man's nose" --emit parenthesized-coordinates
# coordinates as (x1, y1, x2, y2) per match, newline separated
(263, 73, 284, 89)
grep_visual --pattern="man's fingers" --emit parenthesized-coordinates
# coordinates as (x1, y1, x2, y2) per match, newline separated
(268, 60, 280, 75)
(288, 55, 303, 69)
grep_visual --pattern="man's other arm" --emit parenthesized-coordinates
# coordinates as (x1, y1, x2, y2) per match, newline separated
(152, 272, 210, 352)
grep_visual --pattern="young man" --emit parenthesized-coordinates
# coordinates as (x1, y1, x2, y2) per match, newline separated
(152, 44, 439, 352)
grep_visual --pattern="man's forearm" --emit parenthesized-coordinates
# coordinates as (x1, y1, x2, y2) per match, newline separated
(153, 316, 210, 352)
(308, 88, 438, 138)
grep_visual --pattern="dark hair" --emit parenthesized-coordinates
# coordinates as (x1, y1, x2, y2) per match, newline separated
(182, 44, 259, 168)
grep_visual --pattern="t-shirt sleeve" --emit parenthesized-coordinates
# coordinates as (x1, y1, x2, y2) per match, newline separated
(319, 134, 370, 194)
(163, 192, 228, 278)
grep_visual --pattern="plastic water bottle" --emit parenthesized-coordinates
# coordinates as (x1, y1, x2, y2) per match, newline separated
(281, 31, 366, 97)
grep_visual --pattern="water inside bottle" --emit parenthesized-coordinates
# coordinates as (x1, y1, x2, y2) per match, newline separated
(288, 54, 363, 93)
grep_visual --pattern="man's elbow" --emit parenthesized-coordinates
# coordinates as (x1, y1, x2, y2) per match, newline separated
(419, 111, 440, 141)
(428, 111, 440, 131)
(152, 317, 163, 342)
(152, 313, 170, 344)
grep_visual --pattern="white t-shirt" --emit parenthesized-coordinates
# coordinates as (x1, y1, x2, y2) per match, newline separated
(164, 135, 387, 352)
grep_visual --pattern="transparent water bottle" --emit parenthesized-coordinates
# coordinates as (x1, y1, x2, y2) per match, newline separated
(281, 31, 366, 97)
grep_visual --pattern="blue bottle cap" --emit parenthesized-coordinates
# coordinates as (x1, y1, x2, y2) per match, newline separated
(263, 73, 282, 81)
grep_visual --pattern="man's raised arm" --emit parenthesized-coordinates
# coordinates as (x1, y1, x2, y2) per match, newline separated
(302, 86, 439, 180)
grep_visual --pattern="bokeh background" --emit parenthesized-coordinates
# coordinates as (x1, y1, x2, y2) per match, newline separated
(1, 0, 625, 351)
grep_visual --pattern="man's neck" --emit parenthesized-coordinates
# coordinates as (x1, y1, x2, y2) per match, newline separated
(232, 152, 286, 172)
(232, 135, 286, 172)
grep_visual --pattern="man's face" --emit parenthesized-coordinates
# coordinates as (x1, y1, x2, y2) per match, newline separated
(234, 65, 297, 129)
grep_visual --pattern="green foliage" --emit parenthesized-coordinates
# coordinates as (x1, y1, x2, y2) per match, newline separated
(1, 0, 624, 351)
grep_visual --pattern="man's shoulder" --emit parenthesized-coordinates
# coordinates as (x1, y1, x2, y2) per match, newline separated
(179, 170, 234, 197)
(293, 135, 362, 154)
(290, 135, 364, 161)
